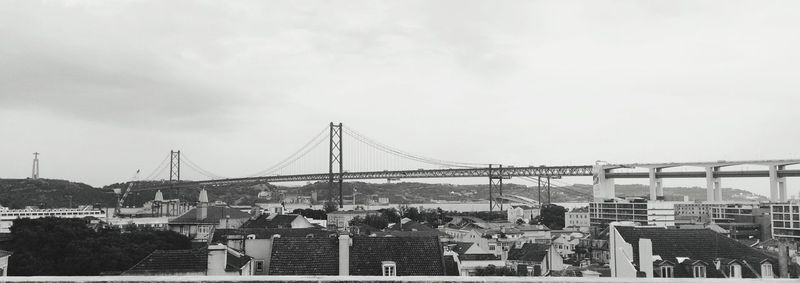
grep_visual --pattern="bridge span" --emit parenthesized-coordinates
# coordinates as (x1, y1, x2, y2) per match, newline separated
(135, 158, 800, 205)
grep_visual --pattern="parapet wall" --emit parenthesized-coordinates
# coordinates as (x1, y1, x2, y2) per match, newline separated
(0, 276, 791, 283)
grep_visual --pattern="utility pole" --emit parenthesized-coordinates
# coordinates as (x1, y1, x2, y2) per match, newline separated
(32, 152, 40, 179)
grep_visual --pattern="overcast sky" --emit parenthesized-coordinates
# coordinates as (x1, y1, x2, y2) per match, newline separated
(1, 1, 798, 196)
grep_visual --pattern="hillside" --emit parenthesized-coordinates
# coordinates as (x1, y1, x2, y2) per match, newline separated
(0, 178, 768, 209)
(0, 178, 116, 209)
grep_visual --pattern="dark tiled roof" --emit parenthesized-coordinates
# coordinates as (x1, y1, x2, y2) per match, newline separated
(226, 252, 252, 271)
(615, 226, 778, 278)
(350, 236, 445, 276)
(373, 230, 448, 238)
(388, 221, 435, 232)
(328, 210, 379, 215)
(169, 206, 252, 225)
(449, 242, 475, 255)
(243, 214, 302, 229)
(507, 243, 548, 262)
(269, 237, 339, 275)
(212, 228, 335, 243)
(124, 249, 207, 274)
(444, 255, 459, 276)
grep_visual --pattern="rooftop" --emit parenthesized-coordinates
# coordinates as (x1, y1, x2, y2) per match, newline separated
(169, 206, 252, 225)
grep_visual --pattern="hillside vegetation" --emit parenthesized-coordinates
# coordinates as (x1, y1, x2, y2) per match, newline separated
(0, 178, 767, 209)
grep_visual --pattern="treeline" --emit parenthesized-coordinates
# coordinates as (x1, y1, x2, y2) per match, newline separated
(8, 217, 191, 276)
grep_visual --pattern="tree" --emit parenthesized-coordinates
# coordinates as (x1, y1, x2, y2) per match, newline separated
(534, 204, 567, 230)
(349, 214, 389, 230)
(378, 208, 401, 224)
(8, 217, 191, 276)
(323, 201, 339, 213)
(474, 264, 518, 276)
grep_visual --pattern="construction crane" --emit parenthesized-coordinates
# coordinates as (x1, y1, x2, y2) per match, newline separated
(114, 170, 140, 217)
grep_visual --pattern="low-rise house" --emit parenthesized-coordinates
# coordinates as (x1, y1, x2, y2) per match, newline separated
(507, 205, 540, 224)
(506, 243, 565, 276)
(269, 235, 446, 276)
(445, 242, 503, 276)
(167, 190, 252, 242)
(552, 231, 586, 259)
(122, 244, 252, 276)
(211, 227, 337, 275)
(243, 214, 313, 229)
(565, 207, 590, 232)
(609, 222, 789, 278)
(326, 210, 379, 231)
(0, 250, 11, 276)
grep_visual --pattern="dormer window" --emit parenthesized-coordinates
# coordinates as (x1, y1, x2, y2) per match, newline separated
(382, 261, 396, 276)
(693, 265, 706, 278)
(761, 263, 773, 278)
(659, 265, 674, 278)
(729, 263, 742, 278)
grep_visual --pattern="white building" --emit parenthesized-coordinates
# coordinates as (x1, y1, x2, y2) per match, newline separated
(565, 208, 590, 230)
(0, 250, 10, 276)
(589, 198, 678, 228)
(507, 205, 540, 224)
(771, 202, 800, 240)
(0, 205, 104, 233)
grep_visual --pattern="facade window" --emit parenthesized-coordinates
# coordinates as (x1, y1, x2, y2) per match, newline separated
(729, 264, 742, 278)
(660, 266, 673, 278)
(761, 263, 773, 278)
(382, 261, 396, 276)
(489, 245, 496, 251)
(693, 265, 706, 278)
(255, 260, 265, 272)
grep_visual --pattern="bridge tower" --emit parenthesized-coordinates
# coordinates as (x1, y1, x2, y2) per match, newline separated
(489, 164, 508, 212)
(170, 150, 181, 200)
(328, 123, 344, 208)
(31, 152, 40, 180)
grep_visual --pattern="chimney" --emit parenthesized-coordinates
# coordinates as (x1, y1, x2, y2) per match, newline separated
(638, 239, 653, 277)
(197, 189, 209, 220)
(338, 234, 350, 276)
(778, 240, 789, 278)
(207, 244, 228, 275)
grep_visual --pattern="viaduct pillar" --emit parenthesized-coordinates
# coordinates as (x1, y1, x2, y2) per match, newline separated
(705, 166, 722, 201)
(593, 165, 615, 202)
(648, 168, 664, 201)
(769, 165, 787, 202)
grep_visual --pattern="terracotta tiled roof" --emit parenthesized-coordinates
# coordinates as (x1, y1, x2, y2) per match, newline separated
(243, 214, 302, 229)
(124, 249, 207, 274)
(350, 236, 445, 276)
(268, 236, 446, 276)
(268, 237, 339, 275)
(615, 226, 778, 278)
(169, 206, 252, 225)
(507, 243, 548, 262)
(212, 228, 336, 243)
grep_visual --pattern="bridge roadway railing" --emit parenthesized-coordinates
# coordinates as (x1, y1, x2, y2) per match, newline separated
(606, 170, 800, 179)
(137, 165, 595, 190)
(0, 276, 789, 283)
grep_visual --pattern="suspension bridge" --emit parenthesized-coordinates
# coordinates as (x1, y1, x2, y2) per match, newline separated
(130, 122, 800, 210)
